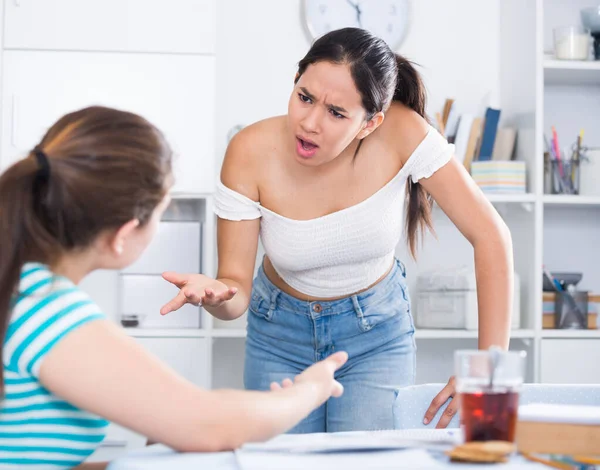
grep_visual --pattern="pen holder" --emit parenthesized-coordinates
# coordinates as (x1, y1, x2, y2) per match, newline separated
(549, 159, 580, 195)
(543, 153, 552, 194)
(554, 291, 588, 329)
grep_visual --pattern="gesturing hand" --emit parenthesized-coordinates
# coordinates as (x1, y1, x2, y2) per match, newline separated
(160, 272, 238, 314)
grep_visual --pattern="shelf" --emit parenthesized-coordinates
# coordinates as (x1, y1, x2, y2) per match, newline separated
(176, 328, 535, 339)
(412, 329, 535, 339)
(543, 59, 600, 86)
(543, 195, 600, 207)
(541, 330, 600, 339)
(124, 328, 207, 338)
(170, 191, 214, 200)
(211, 329, 247, 338)
(434, 193, 536, 213)
(486, 194, 536, 203)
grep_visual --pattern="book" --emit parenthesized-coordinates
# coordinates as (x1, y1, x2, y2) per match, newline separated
(516, 404, 600, 456)
(442, 98, 455, 127)
(444, 102, 460, 142)
(492, 127, 517, 161)
(470, 161, 526, 194)
(477, 107, 501, 161)
(453, 114, 474, 164)
(463, 117, 482, 172)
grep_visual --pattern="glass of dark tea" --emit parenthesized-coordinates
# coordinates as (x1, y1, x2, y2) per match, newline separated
(455, 348, 526, 443)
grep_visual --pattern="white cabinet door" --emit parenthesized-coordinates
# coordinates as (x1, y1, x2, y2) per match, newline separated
(4, 0, 216, 54)
(1, 51, 215, 193)
(541, 339, 600, 384)
(137, 337, 209, 387)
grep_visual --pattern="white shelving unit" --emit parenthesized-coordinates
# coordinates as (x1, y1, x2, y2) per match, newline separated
(537, 0, 600, 386)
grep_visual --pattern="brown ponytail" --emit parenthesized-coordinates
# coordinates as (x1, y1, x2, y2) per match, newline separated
(0, 106, 172, 392)
(393, 54, 434, 258)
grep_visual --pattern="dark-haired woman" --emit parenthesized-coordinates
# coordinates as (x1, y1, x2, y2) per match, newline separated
(162, 28, 514, 433)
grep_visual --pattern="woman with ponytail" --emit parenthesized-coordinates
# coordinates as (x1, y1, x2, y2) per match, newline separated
(163, 27, 513, 432)
(0, 106, 348, 468)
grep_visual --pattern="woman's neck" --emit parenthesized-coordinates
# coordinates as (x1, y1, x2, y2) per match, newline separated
(50, 250, 98, 285)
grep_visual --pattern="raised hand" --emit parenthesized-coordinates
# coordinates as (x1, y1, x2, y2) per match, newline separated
(160, 272, 238, 315)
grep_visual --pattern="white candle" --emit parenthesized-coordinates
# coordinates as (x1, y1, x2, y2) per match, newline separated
(554, 28, 590, 60)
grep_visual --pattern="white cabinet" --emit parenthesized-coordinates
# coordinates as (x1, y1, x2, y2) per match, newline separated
(541, 339, 600, 384)
(137, 337, 209, 387)
(0, 50, 215, 193)
(4, 0, 216, 54)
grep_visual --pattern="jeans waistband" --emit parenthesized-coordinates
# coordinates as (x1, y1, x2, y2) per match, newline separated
(252, 258, 407, 318)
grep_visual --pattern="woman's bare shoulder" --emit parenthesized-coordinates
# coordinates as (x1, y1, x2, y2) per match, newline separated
(382, 103, 431, 163)
(220, 116, 287, 199)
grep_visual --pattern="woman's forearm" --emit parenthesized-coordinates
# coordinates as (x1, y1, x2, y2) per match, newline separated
(210, 384, 321, 448)
(166, 383, 322, 452)
(473, 222, 513, 350)
(203, 277, 250, 321)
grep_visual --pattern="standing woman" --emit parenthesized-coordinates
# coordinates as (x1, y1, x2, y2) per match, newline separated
(162, 28, 514, 433)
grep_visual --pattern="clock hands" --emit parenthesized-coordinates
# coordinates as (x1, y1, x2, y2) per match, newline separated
(345, 0, 363, 27)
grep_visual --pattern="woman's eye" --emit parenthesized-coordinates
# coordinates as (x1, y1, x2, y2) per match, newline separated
(330, 109, 345, 119)
(298, 93, 312, 104)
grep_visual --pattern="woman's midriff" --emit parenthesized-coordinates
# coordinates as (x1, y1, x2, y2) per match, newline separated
(262, 256, 394, 302)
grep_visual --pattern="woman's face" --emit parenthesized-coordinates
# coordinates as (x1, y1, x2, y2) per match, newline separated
(287, 61, 372, 167)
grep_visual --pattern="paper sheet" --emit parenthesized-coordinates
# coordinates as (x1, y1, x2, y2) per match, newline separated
(240, 429, 460, 454)
(235, 448, 445, 470)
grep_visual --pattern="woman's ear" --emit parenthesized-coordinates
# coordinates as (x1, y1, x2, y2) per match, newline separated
(357, 112, 385, 140)
(110, 219, 140, 256)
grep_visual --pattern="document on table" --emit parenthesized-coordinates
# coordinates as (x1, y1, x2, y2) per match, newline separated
(239, 429, 461, 454)
(235, 448, 445, 470)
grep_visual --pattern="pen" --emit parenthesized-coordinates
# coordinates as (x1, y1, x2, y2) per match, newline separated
(552, 126, 564, 177)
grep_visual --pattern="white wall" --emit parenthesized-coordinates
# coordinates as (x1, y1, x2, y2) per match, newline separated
(216, 0, 501, 165)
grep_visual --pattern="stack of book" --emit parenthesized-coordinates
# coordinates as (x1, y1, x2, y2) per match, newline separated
(436, 99, 526, 194)
(470, 161, 526, 194)
(517, 403, 600, 458)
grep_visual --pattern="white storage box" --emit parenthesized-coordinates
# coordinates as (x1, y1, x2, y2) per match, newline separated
(122, 221, 201, 275)
(415, 268, 520, 330)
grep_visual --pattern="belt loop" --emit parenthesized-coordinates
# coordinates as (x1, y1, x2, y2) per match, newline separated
(397, 258, 406, 278)
(269, 288, 281, 315)
(351, 294, 364, 319)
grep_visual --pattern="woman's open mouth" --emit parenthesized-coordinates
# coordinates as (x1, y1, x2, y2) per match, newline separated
(296, 137, 319, 159)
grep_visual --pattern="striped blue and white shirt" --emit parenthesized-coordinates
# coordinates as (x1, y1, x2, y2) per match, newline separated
(1, 263, 108, 468)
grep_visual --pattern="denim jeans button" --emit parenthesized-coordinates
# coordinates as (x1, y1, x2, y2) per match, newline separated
(313, 303, 322, 313)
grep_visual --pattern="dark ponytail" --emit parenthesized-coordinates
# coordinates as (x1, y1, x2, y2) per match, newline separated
(296, 28, 433, 258)
(0, 159, 53, 393)
(0, 106, 172, 393)
(393, 54, 433, 257)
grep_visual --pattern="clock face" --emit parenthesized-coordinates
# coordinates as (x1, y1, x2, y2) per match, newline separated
(302, 0, 410, 50)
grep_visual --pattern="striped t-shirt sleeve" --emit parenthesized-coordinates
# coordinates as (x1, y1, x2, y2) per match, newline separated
(4, 266, 106, 378)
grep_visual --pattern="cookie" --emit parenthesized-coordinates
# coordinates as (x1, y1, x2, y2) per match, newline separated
(446, 440, 515, 463)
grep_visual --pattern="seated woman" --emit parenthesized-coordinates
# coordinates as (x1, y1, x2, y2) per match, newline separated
(0, 106, 347, 469)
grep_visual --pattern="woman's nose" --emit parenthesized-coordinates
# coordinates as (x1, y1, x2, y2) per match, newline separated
(300, 107, 322, 134)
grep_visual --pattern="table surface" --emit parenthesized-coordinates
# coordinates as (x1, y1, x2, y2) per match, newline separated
(107, 430, 548, 470)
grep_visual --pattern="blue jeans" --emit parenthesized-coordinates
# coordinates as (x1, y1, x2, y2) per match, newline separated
(244, 258, 416, 433)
